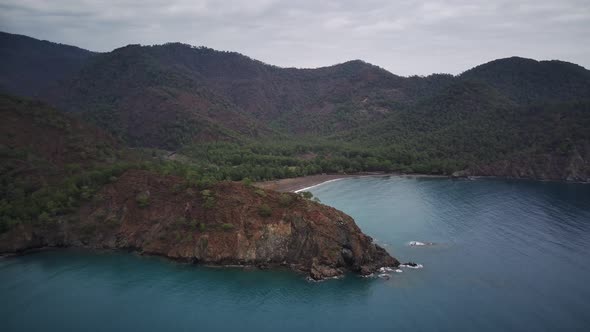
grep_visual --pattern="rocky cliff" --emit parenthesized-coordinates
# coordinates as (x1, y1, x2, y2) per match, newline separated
(0, 170, 398, 279)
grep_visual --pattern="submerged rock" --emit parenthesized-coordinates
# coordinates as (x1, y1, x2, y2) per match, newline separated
(0, 170, 399, 280)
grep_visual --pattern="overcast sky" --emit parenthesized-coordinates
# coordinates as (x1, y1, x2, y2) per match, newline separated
(1, 0, 589, 76)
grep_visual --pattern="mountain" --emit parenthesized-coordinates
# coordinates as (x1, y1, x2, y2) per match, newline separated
(0, 32, 589, 182)
(0, 93, 125, 233)
(339, 81, 590, 180)
(460, 56, 590, 104)
(42, 43, 413, 144)
(0, 33, 589, 274)
(0, 93, 118, 180)
(44, 44, 278, 149)
(0, 31, 96, 98)
(38, 41, 456, 145)
(0, 94, 398, 279)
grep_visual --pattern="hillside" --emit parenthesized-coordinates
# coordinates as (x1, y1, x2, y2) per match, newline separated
(0, 93, 118, 180)
(340, 81, 590, 180)
(0, 32, 589, 182)
(43, 43, 423, 142)
(0, 170, 398, 280)
(0, 31, 96, 98)
(0, 94, 123, 231)
(44, 44, 279, 149)
(460, 57, 590, 104)
(0, 94, 399, 278)
(32, 40, 456, 143)
(0, 94, 398, 279)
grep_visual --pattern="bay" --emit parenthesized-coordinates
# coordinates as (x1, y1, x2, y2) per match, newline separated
(1, 177, 589, 331)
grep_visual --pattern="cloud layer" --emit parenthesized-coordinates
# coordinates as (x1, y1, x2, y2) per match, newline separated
(1, 0, 589, 75)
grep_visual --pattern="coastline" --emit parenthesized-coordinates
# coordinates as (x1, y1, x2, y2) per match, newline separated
(255, 173, 589, 193)
(254, 174, 376, 193)
(254, 173, 448, 193)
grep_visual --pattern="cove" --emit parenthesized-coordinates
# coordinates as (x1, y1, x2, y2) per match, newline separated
(1, 176, 589, 331)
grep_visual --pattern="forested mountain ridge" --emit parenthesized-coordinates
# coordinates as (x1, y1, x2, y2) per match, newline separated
(338, 81, 590, 180)
(460, 56, 590, 104)
(44, 44, 278, 148)
(3, 33, 587, 277)
(0, 94, 399, 279)
(44, 42, 428, 141)
(0, 31, 589, 182)
(0, 32, 97, 98)
(0, 93, 121, 231)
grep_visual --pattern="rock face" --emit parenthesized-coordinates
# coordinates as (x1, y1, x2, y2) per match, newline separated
(0, 170, 398, 279)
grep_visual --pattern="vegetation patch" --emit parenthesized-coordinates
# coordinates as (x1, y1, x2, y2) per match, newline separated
(201, 189, 216, 209)
(279, 193, 294, 207)
(221, 223, 235, 231)
(254, 189, 266, 197)
(258, 204, 272, 217)
(299, 191, 314, 200)
(135, 191, 150, 208)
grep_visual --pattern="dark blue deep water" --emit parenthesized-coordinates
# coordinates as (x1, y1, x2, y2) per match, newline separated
(1, 177, 590, 331)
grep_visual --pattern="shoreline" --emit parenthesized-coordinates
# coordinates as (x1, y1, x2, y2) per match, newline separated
(255, 173, 589, 193)
(255, 172, 448, 193)
(293, 178, 345, 193)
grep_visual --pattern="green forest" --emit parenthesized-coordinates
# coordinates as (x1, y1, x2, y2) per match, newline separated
(1, 32, 590, 233)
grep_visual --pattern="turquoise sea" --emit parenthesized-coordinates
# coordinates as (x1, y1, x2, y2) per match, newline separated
(1, 176, 589, 331)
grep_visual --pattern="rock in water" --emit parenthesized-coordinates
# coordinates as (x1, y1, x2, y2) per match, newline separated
(0, 170, 399, 280)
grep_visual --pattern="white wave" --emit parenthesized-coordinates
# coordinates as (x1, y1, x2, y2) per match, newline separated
(294, 178, 344, 193)
(399, 263, 424, 269)
(408, 241, 435, 246)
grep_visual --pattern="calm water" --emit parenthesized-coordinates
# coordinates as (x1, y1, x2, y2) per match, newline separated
(1, 177, 590, 331)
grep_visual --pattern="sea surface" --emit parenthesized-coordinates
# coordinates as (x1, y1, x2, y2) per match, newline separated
(1, 176, 590, 331)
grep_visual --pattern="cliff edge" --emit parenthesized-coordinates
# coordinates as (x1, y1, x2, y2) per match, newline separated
(0, 170, 398, 280)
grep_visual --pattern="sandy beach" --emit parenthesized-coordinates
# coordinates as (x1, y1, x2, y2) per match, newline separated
(254, 172, 453, 192)
(254, 174, 362, 192)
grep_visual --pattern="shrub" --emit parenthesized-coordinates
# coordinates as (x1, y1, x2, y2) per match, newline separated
(189, 219, 198, 230)
(80, 186, 94, 200)
(221, 223, 234, 231)
(136, 191, 150, 208)
(184, 233, 192, 242)
(94, 209, 108, 222)
(201, 189, 215, 209)
(258, 204, 272, 217)
(203, 196, 215, 209)
(172, 183, 186, 194)
(299, 191, 314, 200)
(38, 212, 51, 223)
(0, 219, 20, 234)
(279, 193, 294, 207)
(254, 189, 266, 197)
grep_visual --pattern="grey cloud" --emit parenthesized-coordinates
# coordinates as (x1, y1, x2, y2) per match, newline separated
(0, 0, 588, 76)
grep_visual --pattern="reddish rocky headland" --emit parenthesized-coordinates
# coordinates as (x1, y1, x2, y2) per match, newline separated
(0, 170, 398, 280)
